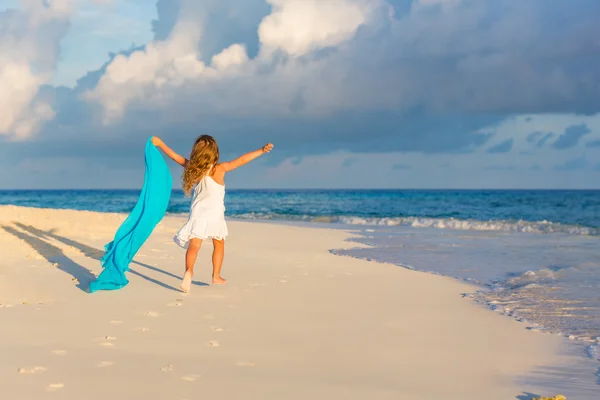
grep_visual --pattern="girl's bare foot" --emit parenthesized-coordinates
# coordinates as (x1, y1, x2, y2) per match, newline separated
(181, 271, 193, 293)
(212, 276, 227, 285)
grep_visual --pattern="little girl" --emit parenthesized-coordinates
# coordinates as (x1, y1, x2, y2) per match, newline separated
(151, 135, 273, 293)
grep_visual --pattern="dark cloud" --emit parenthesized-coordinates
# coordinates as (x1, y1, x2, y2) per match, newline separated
(586, 139, 600, 148)
(487, 138, 514, 154)
(342, 158, 359, 168)
(526, 131, 554, 148)
(392, 163, 411, 170)
(290, 156, 303, 166)
(483, 165, 516, 171)
(4, 91, 500, 169)
(537, 133, 555, 148)
(526, 131, 543, 144)
(553, 157, 588, 171)
(552, 124, 591, 149)
(351, 0, 600, 116)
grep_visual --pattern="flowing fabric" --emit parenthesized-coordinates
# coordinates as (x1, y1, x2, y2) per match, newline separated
(89, 138, 172, 293)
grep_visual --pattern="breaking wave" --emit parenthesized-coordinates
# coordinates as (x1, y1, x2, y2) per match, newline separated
(231, 213, 598, 236)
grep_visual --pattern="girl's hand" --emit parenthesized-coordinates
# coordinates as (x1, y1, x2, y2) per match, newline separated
(262, 143, 274, 153)
(151, 136, 162, 146)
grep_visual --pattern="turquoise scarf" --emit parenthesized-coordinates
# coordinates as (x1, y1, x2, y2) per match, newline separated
(89, 138, 172, 293)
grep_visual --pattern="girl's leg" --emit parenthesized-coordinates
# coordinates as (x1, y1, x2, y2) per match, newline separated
(181, 238, 202, 292)
(211, 238, 226, 284)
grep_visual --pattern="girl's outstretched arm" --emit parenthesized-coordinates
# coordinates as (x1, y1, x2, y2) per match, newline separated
(151, 136, 188, 167)
(219, 143, 274, 172)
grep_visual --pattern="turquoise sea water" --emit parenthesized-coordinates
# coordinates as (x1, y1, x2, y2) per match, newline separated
(1, 189, 598, 233)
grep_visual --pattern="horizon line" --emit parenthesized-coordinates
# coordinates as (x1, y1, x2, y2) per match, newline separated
(1, 188, 600, 192)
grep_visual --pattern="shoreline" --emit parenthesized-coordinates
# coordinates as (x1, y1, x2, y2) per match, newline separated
(0, 205, 597, 398)
(1, 201, 598, 237)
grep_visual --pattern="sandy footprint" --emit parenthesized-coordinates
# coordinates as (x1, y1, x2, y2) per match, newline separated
(278, 279, 288, 283)
(103, 336, 117, 341)
(51, 350, 67, 356)
(18, 366, 47, 374)
(99, 342, 115, 348)
(203, 294, 227, 299)
(144, 311, 160, 317)
(210, 326, 224, 332)
(236, 361, 256, 367)
(161, 364, 174, 372)
(167, 301, 183, 307)
(181, 374, 201, 382)
(135, 327, 150, 332)
(97, 361, 115, 368)
(206, 341, 220, 347)
(46, 383, 64, 392)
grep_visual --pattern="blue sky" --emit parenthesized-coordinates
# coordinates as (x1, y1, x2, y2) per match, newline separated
(1, 0, 599, 189)
(52, 0, 157, 87)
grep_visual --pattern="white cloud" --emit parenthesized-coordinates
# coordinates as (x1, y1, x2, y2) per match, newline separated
(211, 44, 249, 70)
(84, 0, 382, 122)
(0, 63, 44, 138)
(258, 0, 374, 57)
(0, 0, 74, 140)
(82, 0, 600, 130)
(84, 17, 208, 121)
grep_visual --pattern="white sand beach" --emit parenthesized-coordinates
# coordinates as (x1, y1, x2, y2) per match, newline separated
(0, 205, 589, 399)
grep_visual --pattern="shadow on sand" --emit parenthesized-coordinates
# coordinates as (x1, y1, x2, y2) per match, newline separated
(2, 225, 95, 293)
(515, 393, 541, 400)
(4, 222, 208, 292)
(515, 354, 600, 399)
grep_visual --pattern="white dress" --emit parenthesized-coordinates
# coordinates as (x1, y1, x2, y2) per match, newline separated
(174, 173, 228, 248)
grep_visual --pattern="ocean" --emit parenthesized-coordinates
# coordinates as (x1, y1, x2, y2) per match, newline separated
(2, 189, 600, 372)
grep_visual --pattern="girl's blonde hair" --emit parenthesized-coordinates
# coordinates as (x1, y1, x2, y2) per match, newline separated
(182, 135, 219, 197)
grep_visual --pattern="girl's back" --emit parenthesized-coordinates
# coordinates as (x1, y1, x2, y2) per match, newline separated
(190, 172, 225, 217)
